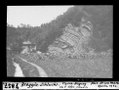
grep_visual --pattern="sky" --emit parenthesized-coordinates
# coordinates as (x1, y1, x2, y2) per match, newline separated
(7, 6, 74, 27)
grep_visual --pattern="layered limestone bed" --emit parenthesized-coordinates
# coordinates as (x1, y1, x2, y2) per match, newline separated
(47, 20, 94, 60)
(14, 18, 112, 77)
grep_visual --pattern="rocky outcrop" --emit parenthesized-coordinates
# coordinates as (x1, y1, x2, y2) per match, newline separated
(47, 19, 93, 59)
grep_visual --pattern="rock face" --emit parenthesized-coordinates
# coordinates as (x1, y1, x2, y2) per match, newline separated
(48, 19, 93, 59)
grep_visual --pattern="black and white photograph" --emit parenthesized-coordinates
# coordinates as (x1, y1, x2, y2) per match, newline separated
(7, 6, 113, 78)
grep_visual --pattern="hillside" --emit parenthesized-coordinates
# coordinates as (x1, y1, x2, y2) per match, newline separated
(7, 6, 112, 54)
(37, 6, 112, 53)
